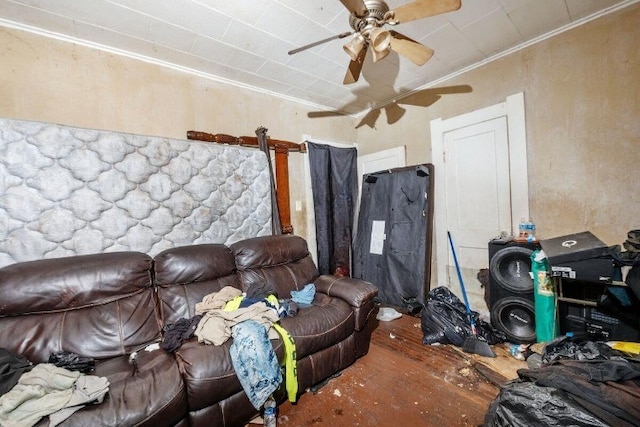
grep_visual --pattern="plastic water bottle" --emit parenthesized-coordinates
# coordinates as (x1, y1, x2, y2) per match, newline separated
(527, 218, 536, 242)
(505, 343, 526, 360)
(518, 218, 527, 240)
(263, 396, 276, 427)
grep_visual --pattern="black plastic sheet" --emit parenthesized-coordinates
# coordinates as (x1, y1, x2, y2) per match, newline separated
(308, 142, 358, 276)
(486, 339, 640, 427)
(353, 165, 433, 307)
(49, 351, 95, 373)
(485, 380, 610, 427)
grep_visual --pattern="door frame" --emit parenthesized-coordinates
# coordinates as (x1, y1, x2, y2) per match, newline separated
(430, 92, 529, 286)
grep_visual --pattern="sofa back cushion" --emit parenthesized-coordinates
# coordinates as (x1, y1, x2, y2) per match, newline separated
(0, 252, 158, 362)
(230, 235, 319, 298)
(154, 244, 240, 325)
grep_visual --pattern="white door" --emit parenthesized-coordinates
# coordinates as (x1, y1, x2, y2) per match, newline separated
(357, 146, 407, 179)
(444, 117, 512, 270)
(431, 93, 529, 315)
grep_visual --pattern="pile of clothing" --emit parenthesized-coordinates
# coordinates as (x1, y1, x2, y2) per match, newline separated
(161, 282, 316, 410)
(0, 349, 109, 427)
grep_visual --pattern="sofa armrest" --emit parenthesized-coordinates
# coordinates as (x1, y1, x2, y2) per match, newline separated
(313, 275, 378, 308)
(314, 275, 378, 356)
(314, 275, 378, 332)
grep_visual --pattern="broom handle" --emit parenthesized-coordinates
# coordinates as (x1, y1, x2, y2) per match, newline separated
(447, 231, 477, 332)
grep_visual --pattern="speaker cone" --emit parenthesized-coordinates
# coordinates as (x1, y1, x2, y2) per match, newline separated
(490, 296, 536, 343)
(489, 246, 534, 293)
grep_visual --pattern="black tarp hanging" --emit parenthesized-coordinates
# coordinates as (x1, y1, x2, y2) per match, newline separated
(307, 142, 358, 276)
(256, 126, 282, 235)
(353, 164, 434, 307)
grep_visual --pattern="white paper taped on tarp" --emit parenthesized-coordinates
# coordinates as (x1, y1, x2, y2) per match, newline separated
(369, 220, 386, 255)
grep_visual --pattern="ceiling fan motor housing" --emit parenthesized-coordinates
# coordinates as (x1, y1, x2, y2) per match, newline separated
(349, 0, 390, 34)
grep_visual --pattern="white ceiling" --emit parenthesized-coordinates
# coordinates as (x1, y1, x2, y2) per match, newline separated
(0, 0, 635, 116)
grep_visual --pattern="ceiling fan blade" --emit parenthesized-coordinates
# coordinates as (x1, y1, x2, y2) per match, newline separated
(391, 0, 461, 24)
(384, 103, 407, 125)
(343, 48, 366, 84)
(396, 85, 472, 107)
(288, 31, 353, 55)
(307, 111, 346, 118)
(339, 0, 368, 16)
(389, 31, 434, 65)
(355, 108, 382, 129)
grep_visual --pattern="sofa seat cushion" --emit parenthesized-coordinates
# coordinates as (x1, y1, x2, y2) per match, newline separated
(58, 350, 187, 427)
(174, 338, 284, 412)
(279, 293, 354, 359)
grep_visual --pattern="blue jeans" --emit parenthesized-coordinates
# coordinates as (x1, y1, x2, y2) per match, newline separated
(230, 320, 282, 410)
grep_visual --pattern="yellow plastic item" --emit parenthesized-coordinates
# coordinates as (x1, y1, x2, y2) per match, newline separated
(607, 341, 640, 354)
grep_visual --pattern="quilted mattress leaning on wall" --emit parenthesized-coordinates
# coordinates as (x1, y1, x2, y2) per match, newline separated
(0, 117, 273, 268)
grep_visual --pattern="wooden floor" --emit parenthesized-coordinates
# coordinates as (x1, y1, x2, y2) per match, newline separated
(276, 313, 527, 427)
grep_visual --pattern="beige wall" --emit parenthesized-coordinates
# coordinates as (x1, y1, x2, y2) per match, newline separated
(356, 3, 640, 247)
(0, 26, 358, 240)
(1, 3, 639, 252)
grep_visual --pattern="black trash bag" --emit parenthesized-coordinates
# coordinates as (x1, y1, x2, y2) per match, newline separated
(487, 359, 640, 427)
(484, 380, 610, 427)
(421, 286, 506, 346)
(421, 296, 468, 346)
(49, 351, 95, 373)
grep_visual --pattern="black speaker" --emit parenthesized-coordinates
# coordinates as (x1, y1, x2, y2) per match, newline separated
(488, 239, 540, 343)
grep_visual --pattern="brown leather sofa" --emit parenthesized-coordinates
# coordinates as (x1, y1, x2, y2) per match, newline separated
(0, 234, 378, 427)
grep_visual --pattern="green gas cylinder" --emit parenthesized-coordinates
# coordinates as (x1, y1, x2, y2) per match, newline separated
(531, 250, 558, 342)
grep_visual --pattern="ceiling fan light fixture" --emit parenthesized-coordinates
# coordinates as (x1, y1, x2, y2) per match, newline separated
(369, 27, 391, 52)
(369, 27, 392, 62)
(343, 34, 366, 61)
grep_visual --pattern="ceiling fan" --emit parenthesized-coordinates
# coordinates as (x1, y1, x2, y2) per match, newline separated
(288, 0, 462, 84)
